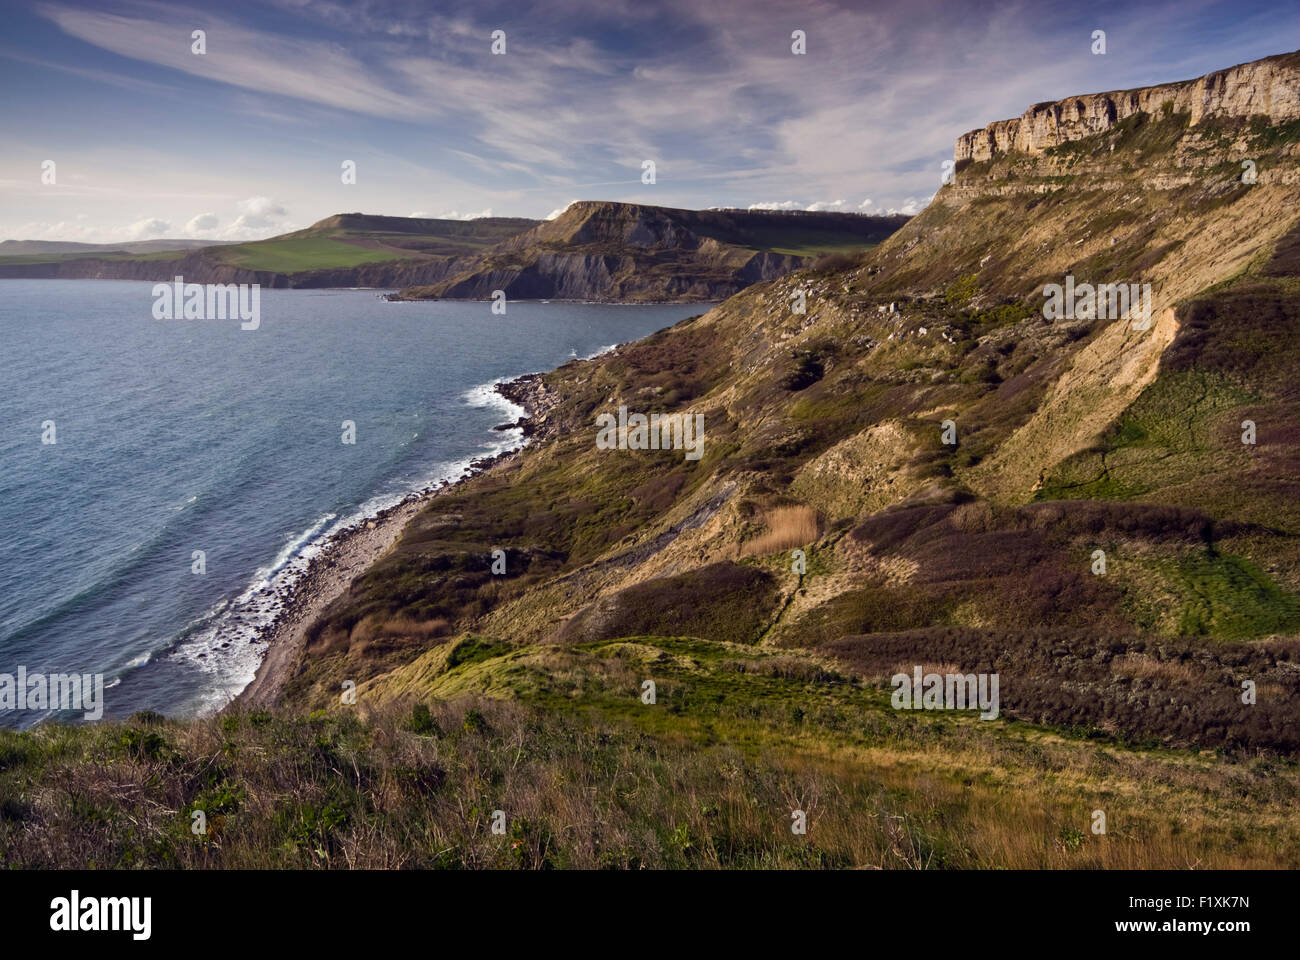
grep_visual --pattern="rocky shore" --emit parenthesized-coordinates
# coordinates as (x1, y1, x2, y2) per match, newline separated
(230, 373, 559, 710)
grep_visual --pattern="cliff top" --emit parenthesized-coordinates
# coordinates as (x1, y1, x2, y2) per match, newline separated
(956, 49, 1300, 162)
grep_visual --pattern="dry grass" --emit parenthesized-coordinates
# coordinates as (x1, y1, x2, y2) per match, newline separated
(1110, 653, 1201, 685)
(383, 615, 450, 640)
(743, 505, 820, 556)
(890, 662, 965, 679)
(3, 688, 1297, 870)
(349, 614, 449, 647)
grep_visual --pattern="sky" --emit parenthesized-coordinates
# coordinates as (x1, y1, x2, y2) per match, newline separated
(1, 0, 1297, 243)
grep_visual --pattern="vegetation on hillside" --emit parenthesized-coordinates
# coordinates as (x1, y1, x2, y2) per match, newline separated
(4, 648, 1296, 868)
(6, 82, 1300, 869)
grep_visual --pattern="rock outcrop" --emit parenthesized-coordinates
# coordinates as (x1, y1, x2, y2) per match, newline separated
(1, 204, 907, 301)
(392, 202, 909, 302)
(956, 50, 1300, 162)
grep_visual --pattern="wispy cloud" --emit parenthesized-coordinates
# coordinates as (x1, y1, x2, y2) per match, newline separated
(3, 0, 1295, 241)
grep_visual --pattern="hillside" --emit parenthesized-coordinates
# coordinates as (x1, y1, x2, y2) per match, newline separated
(391, 203, 907, 301)
(280, 49, 1300, 736)
(0, 238, 239, 256)
(211, 212, 540, 272)
(0, 206, 903, 298)
(0, 213, 540, 287)
(4, 51, 1300, 870)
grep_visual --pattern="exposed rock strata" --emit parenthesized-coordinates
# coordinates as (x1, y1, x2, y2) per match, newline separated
(956, 51, 1300, 162)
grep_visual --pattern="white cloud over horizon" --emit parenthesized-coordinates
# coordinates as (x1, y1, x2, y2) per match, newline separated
(435, 207, 494, 220)
(185, 212, 219, 233)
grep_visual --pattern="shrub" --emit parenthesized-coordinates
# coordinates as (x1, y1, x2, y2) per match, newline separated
(811, 251, 861, 273)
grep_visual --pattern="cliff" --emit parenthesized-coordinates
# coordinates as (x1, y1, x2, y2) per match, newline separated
(956, 50, 1300, 162)
(0, 205, 905, 300)
(391, 202, 908, 301)
(281, 49, 1300, 767)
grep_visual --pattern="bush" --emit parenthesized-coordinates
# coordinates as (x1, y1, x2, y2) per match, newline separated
(811, 251, 861, 273)
(405, 703, 442, 736)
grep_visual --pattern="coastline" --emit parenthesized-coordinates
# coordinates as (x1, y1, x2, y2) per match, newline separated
(230, 372, 558, 710)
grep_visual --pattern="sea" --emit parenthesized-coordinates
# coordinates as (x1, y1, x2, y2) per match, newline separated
(0, 279, 703, 726)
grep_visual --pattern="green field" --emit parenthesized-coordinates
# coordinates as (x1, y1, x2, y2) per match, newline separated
(764, 239, 881, 257)
(0, 248, 189, 265)
(211, 237, 407, 272)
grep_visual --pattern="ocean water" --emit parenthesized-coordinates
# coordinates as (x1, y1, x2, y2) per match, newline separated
(0, 280, 703, 726)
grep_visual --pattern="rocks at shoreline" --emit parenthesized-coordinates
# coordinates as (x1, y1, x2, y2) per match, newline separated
(496, 372, 562, 441)
(234, 373, 551, 705)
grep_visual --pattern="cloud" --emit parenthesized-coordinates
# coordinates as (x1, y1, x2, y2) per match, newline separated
(237, 196, 287, 222)
(124, 217, 170, 239)
(856, 195, 933, 216)
(5, 219, 106, 242)
(185, 212, 219, 233)
(746, 200, 845, 212)
(0, 49, 173, 94)
(213, 196, 291, 237)
(35, 1, 433, 120)
(544, 201, 578, 220)
(435, 207, 493, 220)
(887, 196, 933, 216)
(24, 0, 1300, 229)
(6, 211, 278, 244)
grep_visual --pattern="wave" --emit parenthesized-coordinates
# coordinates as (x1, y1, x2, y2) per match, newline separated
(460, 376, 527, 421)
(0, 480, 237, 657)
(160, 374, 536, 716)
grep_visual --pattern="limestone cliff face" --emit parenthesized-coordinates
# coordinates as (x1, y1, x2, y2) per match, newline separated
(420, 248, 807, 302)
(956, 50, 1300, 162)
(391, 202, 908, 301)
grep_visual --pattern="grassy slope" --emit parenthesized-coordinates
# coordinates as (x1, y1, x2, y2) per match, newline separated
(210, 237, 414, 272)
(205, 215, 541, 272)
(687, 214, 909, 256)
(267, 109, 1300, 859)
(3, 640, 1295, 868)
(0, 215, 542, 274)
(0, 248, 202, 265)
(1, 209, 892, 278)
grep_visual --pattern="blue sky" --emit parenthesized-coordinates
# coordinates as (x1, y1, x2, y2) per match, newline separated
(1, 0, 1297, 242)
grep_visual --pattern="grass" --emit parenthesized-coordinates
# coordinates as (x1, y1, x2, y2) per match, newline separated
(742, 505, 820, 556)
(1165, 551, 1300, 638)
(1034, 371, 1256, 502)
(211, 238, 407, 272)
(766, 240, 879, 257)
(4, 635, 1297, 869)
(0, 248, 206, 265)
